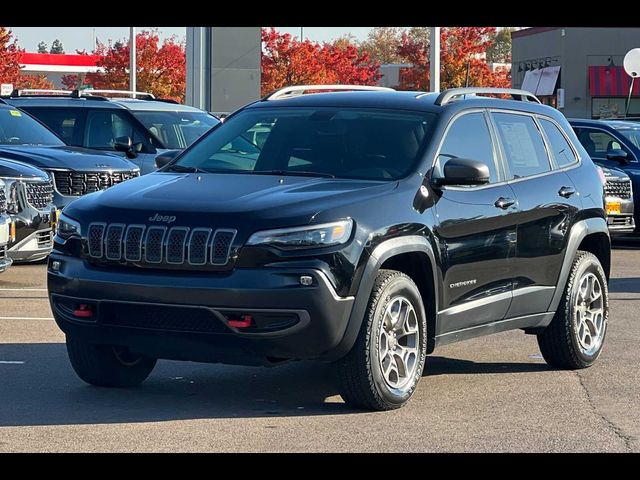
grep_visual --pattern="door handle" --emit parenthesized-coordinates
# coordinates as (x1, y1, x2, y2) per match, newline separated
(494, 197, 515, 210)
(558, 186, 576, 198)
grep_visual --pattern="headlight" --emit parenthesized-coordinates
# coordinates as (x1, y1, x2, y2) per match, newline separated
(246, 219, 353, 250)
(56, 213, 81, 241)
(7, 182, 19, 214)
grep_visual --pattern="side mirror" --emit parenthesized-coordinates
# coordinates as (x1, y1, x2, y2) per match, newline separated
(155, 150, 181, 169)
(433, 158, 490, 186)
(606, 148, 630, 165)
(114, 136, 138, 159)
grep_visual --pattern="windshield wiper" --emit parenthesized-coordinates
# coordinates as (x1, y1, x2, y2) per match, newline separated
(251, 170, 336, 178)
(167, 164, 206, 173)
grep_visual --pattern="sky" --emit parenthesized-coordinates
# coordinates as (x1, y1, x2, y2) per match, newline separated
(7, 27, 376, 52)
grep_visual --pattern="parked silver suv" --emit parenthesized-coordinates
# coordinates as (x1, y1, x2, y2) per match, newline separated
(600, 165, 635, 235)
(4, 89, 220, 175)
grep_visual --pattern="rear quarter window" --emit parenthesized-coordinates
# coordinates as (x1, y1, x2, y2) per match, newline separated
(539, 118, 578, 167)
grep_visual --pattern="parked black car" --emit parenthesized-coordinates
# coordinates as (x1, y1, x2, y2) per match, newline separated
(570, 118, 640, 233)
(0, 100, 139, 210)
(5, 89, 219, 175)
(0, 158, 55, 262)
(50, 86, 610, 411)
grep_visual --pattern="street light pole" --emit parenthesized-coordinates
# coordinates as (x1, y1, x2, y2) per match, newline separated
(430, 27, 440, 93)
(130, 27, 137, 97)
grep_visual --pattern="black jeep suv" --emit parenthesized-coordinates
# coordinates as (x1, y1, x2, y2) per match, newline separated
(49, 86, 610, 411)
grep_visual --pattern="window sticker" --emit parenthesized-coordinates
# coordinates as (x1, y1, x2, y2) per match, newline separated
(9, 110, 21, 117)
(498, 121, 538, 166)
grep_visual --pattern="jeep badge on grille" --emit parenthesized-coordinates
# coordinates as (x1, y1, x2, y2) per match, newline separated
(148, 213, 176, 223)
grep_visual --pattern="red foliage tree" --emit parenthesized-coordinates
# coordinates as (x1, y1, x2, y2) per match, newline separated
(397, 27, 511, 91)
(0, 27, 54, 89)
(62, 30, 186, 102)
(261, 27, 380, 96)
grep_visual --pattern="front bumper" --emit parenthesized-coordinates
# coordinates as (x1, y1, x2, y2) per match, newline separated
(607, 214, 636, 235)
(8, 227, 53, 262)
(47, 254, 355, 365)
(605, 196, 635, 235)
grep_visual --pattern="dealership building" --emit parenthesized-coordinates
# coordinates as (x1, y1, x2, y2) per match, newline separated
(511, 27, 640, 119)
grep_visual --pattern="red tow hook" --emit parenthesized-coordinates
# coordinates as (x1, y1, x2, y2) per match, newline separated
(73, 304, 94, 318)
(228, 315, 254, 328)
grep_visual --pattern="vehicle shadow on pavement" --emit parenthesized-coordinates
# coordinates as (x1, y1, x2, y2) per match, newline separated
(611, 237, 640, 249)
(0, 343, 354, 426)
(424, 356, 550, 376)
(608, 277, 640, 293)
(0, 343, 550, 427)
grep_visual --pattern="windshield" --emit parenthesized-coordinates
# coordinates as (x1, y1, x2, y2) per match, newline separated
(617, 128, 640, 149)
(172, 107, 435, 180)
(131, 110, 219, 149)
(0, 108, 64, 146)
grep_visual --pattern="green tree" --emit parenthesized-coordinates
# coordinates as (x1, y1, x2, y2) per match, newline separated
(37, 41, 47, 53)
(359, 27, 404, 64)
(486, 27, 515, 64)
(49, 39, 64, 54)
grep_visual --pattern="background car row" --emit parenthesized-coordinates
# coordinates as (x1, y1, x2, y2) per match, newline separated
(0, 89, 219, 274)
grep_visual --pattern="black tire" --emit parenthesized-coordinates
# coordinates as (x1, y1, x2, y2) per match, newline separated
(66, 336, 157, 387)
(537, 250, 609, 369)
(336, 269, 427, 411)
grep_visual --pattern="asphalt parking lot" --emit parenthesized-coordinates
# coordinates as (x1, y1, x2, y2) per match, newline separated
(0, 243, 639, 453)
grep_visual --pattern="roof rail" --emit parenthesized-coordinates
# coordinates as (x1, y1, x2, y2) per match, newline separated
(9, 88, 73, 97)
(77, 89, 155, 100)
(432, 88, 541, 106)
(263, 84, 395, 101)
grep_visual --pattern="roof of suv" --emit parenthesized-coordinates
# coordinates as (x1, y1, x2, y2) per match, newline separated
(568, 118, 640, 130)
(246, 88, 560, 118)
(4, 95, 207, 113)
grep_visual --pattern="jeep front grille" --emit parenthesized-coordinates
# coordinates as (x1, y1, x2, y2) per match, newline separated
(53, 170, 139, 196)
(0, 187, 6, 213)
(605, 178, 632, 199)
(86, 223, 236, 268)
(26, 181, 53, 209)
(0, 244, 6, 261)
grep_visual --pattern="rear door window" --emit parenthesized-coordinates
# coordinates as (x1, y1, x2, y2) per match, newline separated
(22, 107, 85, 146)
(491, 112, 551, 179)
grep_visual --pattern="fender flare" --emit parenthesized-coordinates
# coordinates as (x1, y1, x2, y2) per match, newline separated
(547, 217, 610, 313)
(326, 235, 439, 360)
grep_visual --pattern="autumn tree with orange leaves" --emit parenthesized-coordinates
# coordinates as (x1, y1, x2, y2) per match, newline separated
(261, 27, 380, 96)
(0, 27, 54, 89)
(62, 30, 186, 102)
(397, 27, 510, 91)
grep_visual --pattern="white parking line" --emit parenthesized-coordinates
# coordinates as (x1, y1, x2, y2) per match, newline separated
(0, 288, 47, 291)
(0, 361, 25, 364)
(0, 317, 54, 320)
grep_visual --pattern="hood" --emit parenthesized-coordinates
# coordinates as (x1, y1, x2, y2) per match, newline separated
(0, 157, 50, 181)
(64, 172, 397, 229)
(595, 162, 630, 181)
(0, 145, 138, 172)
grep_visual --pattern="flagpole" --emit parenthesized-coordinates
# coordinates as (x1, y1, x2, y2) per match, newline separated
(130, 27, 137, 97)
